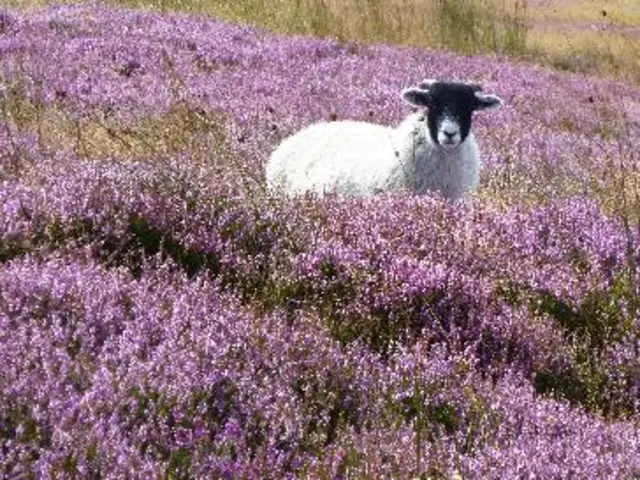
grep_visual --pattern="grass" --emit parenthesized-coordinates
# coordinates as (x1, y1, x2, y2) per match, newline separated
(0, 62, 232, 164)
(130, 0, 639, 84)
(4, 0, 638, 83)
(530, 0, 640, 27)
(527, 25, 639, 82)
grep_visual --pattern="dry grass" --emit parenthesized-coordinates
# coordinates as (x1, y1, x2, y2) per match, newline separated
(530, 30, 638, 83)
(530, 0, 640, 26)
(4, 0, 639, 83)
(110, 0, 529, 55)
(0, 75, 232, 165)
(112, 0, 640, 84)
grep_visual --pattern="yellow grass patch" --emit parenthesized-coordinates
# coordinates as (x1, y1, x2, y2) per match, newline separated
(526, 23, 639, 83)
(4, 0, 639, 83)
(531, 0, 640, 27)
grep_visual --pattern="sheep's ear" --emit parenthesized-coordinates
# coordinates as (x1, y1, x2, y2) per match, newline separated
(475, 93, 503, 110)
(419, 78, 437, 90)
(402, 88, 430, 107)
(468, 83, 483, 92)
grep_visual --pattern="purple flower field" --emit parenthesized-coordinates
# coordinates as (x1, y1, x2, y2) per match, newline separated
(1, 3, 639, 478)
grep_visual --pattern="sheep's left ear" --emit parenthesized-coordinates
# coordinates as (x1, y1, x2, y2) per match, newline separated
(419, 78, 437, 90)
(401, 88, 430, 107)
(475, 93, 503, 110)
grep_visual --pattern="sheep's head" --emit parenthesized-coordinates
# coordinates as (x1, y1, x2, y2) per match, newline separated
(402, 80, 502, 151)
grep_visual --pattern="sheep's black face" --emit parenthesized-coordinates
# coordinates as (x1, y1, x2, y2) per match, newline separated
(401, 81, 503, 151)
(424, 83, 477, 150)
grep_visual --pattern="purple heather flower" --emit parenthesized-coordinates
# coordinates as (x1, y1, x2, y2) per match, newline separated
(0, 3, 639, 478)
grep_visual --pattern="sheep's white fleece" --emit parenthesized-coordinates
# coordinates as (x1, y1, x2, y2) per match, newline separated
(265, 113, 480, 200)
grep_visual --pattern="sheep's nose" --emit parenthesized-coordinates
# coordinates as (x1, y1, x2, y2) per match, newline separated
(443, 130, 457, 139)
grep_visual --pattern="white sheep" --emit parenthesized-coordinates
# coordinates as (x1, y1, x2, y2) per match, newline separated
(265, 80, 503, 200)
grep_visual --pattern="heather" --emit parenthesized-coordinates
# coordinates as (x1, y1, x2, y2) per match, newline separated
(1, 3, 639, 478)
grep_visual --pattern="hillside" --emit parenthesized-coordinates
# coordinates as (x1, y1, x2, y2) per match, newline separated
(1, 4, 639, 478)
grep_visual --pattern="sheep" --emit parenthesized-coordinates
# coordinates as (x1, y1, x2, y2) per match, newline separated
(265, 79, 503, 200)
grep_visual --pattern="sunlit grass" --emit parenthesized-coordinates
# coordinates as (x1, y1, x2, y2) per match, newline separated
(4, 0, 639, 83)
(108, 0, 528, 54)
(118, 0, 640, 84)
(527, 26, 640, 83)
(1, 88, 232, 166)
(531, 0, 640, 27)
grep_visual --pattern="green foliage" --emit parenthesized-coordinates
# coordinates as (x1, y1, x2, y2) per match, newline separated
(189, 380, 239, 428)
(62, 454, 78, 475)
(428, 402, 459, 435)
(493, 272, 638, 418)
(534, 367, 592, 406)
(531, 275, 637, 417)
(0, 239, 28, 263)
(534, 280, 631, 351)
(399, 393, 460, 435)
(167, 448, 192, 479)
(324, 389, 362, 446)
(125, 216, 221, 278)
(532, 358, 636, 418)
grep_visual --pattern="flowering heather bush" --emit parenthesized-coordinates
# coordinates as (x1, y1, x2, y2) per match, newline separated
(1, 257, 638, 478)
(1, 3, 639, 478)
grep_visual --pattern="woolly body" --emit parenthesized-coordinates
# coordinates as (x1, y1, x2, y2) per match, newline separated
(265, 113, 480, 199)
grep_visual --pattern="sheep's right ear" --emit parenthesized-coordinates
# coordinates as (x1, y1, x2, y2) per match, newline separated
(402, 88, 430, 107)
(474, 93, 503, 110)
